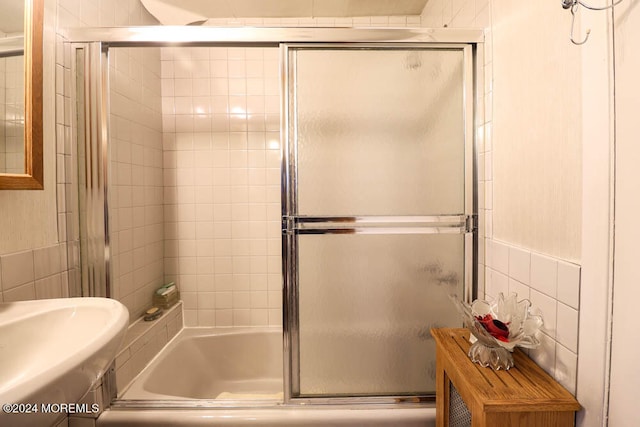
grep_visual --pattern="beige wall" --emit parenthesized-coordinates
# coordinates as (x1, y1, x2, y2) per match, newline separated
(491, 1, 582, 262)
(423, 0, 583, 263)
(0, 0, 57, 256)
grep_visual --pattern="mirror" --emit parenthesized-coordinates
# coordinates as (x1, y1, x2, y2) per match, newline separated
(0, 0, 43, 189)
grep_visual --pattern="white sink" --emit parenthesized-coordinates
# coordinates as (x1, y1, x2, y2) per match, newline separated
(0, 297, 128, 426)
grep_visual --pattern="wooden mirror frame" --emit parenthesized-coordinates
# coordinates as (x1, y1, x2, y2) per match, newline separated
(0, 0, 43, 189)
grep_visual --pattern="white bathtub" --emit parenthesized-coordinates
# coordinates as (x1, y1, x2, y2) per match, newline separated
(120, 327, 283, 400)
(98, 327, 436, 426)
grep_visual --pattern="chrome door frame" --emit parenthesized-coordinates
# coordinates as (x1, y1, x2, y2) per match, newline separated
(282, 42, 478, 404)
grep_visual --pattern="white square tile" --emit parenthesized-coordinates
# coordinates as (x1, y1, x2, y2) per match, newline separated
(251, 291, 268, 308)
(485, 269, 508, 299)
(555, 344, 577, 395)
(557, 261, 580, 309)
(556, 302, 579, 353)
(528, 332, 556, 378)
(195, 309, 214, 327)
(251, 309, 269, 326)
(35, 274, 64, 300)
(1, 250, 35, 290)
(509, 246, 530, 285)
(183, 310, 198, 327)
(530, 253, 557, 298)
(233, 309, 251, 326)
(530, 289, 557, 338)
(198, 292, 216, 309)
(33, 245, 63, 280)
(508, 279, 529, 301)
(268, 308, 281, 326)
(215, 291, 232, 309)
(490, 240, 509, 274)
(485, 183, 493, 210)
(215, 309, 233, 327)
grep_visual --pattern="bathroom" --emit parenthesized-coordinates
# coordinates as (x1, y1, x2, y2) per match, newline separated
(0, 0, 638, 426)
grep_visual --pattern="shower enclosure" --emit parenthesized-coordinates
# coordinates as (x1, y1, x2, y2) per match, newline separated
(71, 27, 481, 410)
(283, 44, 474, 400)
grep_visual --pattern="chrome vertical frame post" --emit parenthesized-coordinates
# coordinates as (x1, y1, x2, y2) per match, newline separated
(462, 44, 477, 304)
(71, 42, 111, 298)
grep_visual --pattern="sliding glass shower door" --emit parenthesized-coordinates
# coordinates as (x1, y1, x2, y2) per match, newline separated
(283, 45, 475, 398)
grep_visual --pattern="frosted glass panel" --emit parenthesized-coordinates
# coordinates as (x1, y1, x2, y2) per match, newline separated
(297, 233, 464, 396)
(293, 48, 465, 216)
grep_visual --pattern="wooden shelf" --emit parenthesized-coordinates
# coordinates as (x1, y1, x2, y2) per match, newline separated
(431, 328, 581, 427)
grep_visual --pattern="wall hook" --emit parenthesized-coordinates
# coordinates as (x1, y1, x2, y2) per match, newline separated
(570, 3, 591, 45)
(562, 0, 625, 45)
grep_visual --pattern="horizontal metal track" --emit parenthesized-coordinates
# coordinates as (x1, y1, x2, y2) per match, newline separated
(294, 227, 465, 235)
(284, 214, 472, 235)
(292, 215, 466, 224)
(65, 27, 484, 45)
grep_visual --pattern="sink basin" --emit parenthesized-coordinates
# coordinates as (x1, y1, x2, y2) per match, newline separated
(0, 297, 128, 426)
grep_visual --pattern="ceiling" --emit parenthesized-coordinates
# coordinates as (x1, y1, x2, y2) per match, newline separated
(141, 0, 429, 25)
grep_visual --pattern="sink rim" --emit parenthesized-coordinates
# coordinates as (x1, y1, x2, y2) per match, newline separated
(0, 297, 128, 404)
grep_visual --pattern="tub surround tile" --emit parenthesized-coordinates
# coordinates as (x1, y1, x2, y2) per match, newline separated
(162, 46, 282, 327)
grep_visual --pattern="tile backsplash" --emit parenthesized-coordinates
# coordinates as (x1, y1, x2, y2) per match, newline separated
(485, 239, 581, 394)
(0, 243, 69, 302)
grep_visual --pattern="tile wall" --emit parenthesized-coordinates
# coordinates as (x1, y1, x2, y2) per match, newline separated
(485, 240, 581, 394)
(0, 244, 69, 301)
(0, 55, 24, 173)
(108, 46, 165, 321)
(161, 46, 282, 327)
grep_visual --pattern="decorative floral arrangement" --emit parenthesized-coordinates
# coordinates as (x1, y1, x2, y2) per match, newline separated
(452, 292, 543, 370)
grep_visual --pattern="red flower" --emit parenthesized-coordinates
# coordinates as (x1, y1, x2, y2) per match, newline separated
(476, 314, 510, 342)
